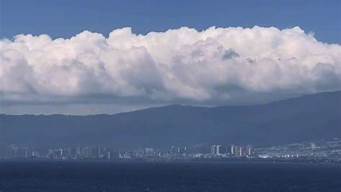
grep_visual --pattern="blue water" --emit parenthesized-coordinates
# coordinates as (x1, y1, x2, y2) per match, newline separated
(0, 161, 340, 192)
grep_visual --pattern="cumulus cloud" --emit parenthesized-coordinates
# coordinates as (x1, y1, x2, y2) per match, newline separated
(1, 26, 341, 108)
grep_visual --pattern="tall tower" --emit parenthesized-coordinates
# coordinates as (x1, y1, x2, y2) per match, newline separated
(230, 145, 235, 155)
(211, 145, 217, 155)
(216, 145, 222, 155)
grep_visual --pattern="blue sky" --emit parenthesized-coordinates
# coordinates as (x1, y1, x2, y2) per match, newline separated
(1, 0, 341, 43)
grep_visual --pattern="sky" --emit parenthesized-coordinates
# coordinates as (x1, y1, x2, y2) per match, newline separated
(1, 0, 341, 114)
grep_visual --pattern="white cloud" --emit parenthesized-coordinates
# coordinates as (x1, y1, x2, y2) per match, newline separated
(1, 26, 341, 108)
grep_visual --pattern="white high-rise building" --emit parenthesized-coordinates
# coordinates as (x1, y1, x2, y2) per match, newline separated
(211, 145, 222, 156)
(230, 145, 235, 155)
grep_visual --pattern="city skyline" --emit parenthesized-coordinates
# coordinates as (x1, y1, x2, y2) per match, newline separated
(2, 138, 341, 163)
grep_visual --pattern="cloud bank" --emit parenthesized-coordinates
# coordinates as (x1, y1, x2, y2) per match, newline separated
(1, 26, 341, 109)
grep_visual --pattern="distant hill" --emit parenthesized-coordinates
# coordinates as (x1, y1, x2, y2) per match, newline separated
(0, 91, 340, 148)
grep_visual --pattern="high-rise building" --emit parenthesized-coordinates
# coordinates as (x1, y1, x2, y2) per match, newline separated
(246, 145, 253, 157)
(216, 145, 222, 155)
(210, 145, 215, 155)
(211, 145, 222, 156)
(230, 145, 235, 155)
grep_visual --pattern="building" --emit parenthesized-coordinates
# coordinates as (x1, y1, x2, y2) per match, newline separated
(211, 145, 222, 156)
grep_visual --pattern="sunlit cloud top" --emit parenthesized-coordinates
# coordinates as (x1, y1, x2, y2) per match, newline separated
(1, 26, 341, 111)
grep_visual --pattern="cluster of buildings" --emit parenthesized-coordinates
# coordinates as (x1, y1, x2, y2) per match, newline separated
(210, 145, 253, 157)
(2, 138, 340, 162)
(118, 144, 254, 160)
(255, 138, 341, 162)
(0, 144, 254, 161)
(1, 145, 118, 160)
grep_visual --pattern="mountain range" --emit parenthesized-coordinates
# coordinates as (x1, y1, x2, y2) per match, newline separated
(0, 91, 340, 148)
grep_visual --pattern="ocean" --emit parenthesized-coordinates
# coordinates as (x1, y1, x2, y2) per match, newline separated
(0, 161, 340, 192)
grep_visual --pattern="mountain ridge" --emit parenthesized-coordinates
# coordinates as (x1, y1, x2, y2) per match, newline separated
(0, 91, 340, 148)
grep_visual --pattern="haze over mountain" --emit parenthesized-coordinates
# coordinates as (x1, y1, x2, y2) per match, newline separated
(0, 91, 340, 148)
